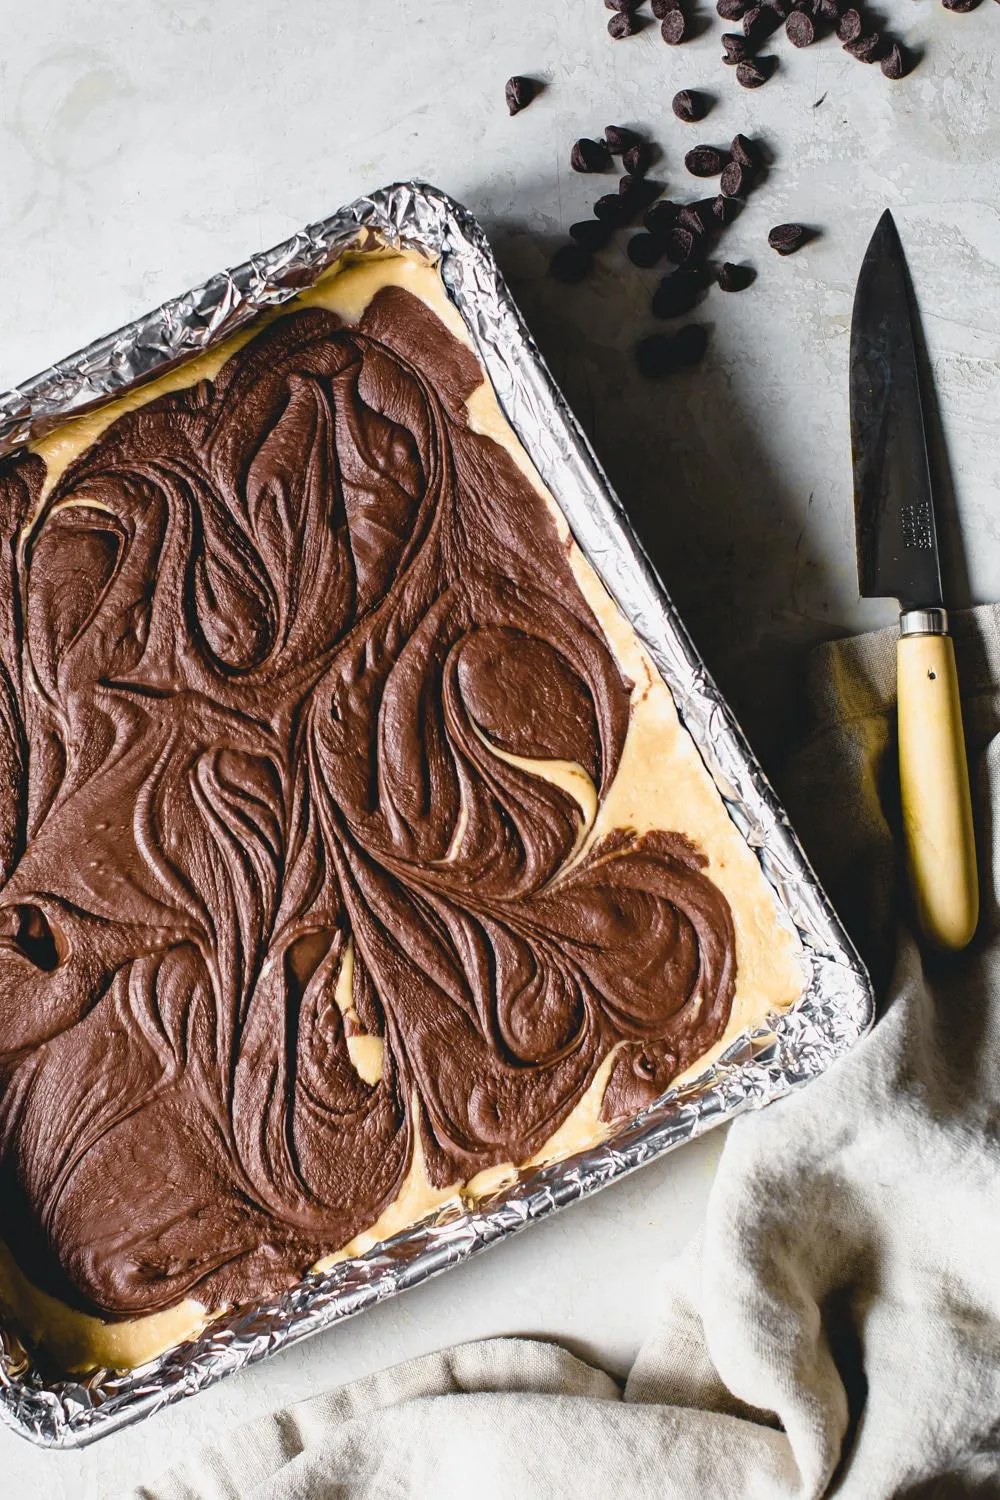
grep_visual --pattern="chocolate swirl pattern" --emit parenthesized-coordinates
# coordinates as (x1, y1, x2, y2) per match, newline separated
(0, 285, 736, 1322)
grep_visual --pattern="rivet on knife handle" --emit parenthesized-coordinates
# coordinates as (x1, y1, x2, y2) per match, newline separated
(897, 610, 978, 950)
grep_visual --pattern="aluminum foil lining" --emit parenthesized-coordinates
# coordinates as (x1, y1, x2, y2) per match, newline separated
(0, 182, 874, 1449)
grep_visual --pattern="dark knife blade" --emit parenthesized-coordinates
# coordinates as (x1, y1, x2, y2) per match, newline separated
(850, 209, 943, 611)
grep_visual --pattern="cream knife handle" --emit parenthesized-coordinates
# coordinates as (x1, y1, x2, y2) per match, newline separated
(897, 609, 978, 951)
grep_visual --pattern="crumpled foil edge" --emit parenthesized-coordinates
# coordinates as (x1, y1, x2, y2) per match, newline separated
(0, 181, 874, 1448)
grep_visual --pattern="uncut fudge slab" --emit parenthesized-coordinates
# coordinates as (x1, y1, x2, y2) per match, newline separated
(0, 252, 801, 1371)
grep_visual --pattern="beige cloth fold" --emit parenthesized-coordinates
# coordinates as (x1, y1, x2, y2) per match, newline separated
(136, 607, 1000, 1500)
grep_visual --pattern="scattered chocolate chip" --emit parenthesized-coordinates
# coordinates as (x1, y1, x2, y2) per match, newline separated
(644, 199, 682, 237)
(623, 143, 653, 175)
(569, 219, 614, 250)
(619, 175, 661, 218)
(717, 261, 756, 291)
(608, 9, 639, 36)
(737, 56, 776, 85)
(722, 32, 752, 61)
(636, 325, 709, 377)
(768, 222, 811, 254)
(743, 2, 781, 34)
(620, 171, 657, 198)
(844, 30, 881, 58)
(942, 0, 978, 10)
(880, 41, 909, 77)
(712, 192, 741, 224)
(605, 124, 640, 155)
(730, 133, 756, 168)
(720, 160, 749, 197)
(549, 244, 592, 283)
(571, 137, 611, 173)
(672, 88, 710, 122)
(786, 9, 815, 42)
(717, 0, 750, 16)
(837, 8, 862, 39)
(663, 226, 699, 264)
(685, 145, 729, 176)
(594, 193, 626, 223)
(505, 76, 535, 116)
(628, 233, 664, 267)
(652, 270, 705, 317)
(651, 0, 681, 13)
(812, 0, 839, 20)
(679, 199, 717, 235)
(661, 10, 688, 41)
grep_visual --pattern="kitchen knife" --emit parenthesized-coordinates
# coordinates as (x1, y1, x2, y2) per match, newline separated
(850, 209, 978, 950)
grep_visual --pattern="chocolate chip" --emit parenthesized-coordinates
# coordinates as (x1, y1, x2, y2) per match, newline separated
(942, 0, 978, 9)
(730, 133, 757, 168)
(569, 219, 614, 250)
(652, 270, 705, 317)
(720, 160, 749, 197)
(679, 199, 717, 235)
(505, 77, 535, 116)
(722, 32, 752, 60)
(880, 41, 909, 77)
(736, 57, 776, 85)
(623, 143, 653, 175)
(644, 199, 682, 237)
(672, 89, 710, 122)
(742, 2, 780, 33)
(685, 145, 729, 176)
(627, 233, 664, 267)
(651, 0, 681, 13)
(618, 176, 661, 223)
(636, 325, 709, 377)
(594, 193, 626, 223)
(571, 137, 611, 173)
(768, 0, 793, 17)
(605, 0, 636, 8)
(768, 222, 811, 254)
(549, 244, 592, 283)
(845, 30, 881, 58)
(661, 10, 688, 40)
(671, 324, 710, 364)
(837, 8, 862, 39)
(717, 0, 750, 16)
(712, 193, 741, 224)
(605, 124, 640, 155)
(717, 261, 756, 291)
(812, 0, 839, 20)
(619, 172, 660, 207)
(786, 9, 815, 41)
(608, 9, 639, 35)
(663, 226, 699, 264)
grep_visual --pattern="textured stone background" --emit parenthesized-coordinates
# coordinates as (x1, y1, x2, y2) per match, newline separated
(0, 1, 997, 1492)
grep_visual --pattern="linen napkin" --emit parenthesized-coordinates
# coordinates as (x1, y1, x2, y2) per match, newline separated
(136, 605, 1000, 1500)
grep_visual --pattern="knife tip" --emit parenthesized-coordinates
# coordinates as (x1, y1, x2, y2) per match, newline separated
(869, 208, 901, 254)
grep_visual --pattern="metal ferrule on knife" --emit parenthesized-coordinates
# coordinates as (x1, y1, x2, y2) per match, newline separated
(899, 607, 948, 637)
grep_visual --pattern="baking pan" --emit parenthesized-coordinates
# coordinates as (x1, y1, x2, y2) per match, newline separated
(0, 182, 873, 1446)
